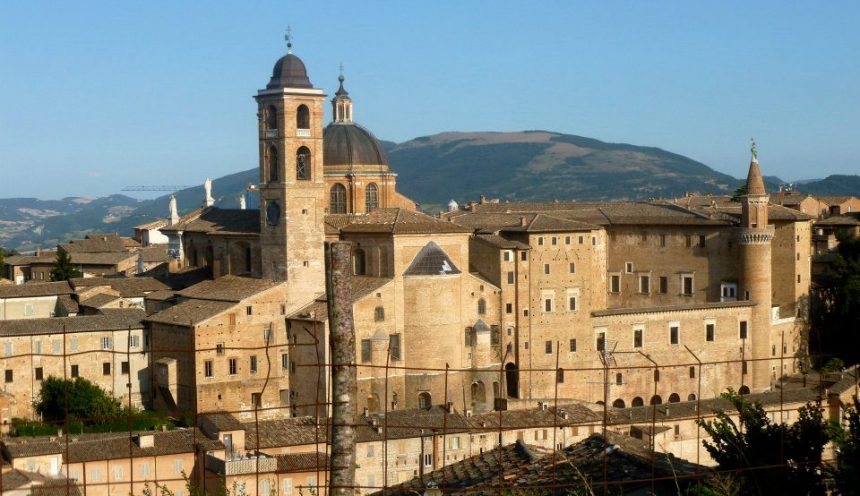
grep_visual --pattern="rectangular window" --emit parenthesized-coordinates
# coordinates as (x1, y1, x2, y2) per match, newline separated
(610, 275, 620, 293)
(424, 454, 433, 466)
(742, 361, 748, 375)
(101, 337, 111, 350)
(706, 324, 715, 342)
(682, 275, 694, 295)
(250, 355, 258, 374)
(52, 339, 61, 354)
(114, 466, 123, 481)
(569, 338, 577, 352)
(565, 236, 571, 245)
(507, 271, 514, 284)
(659, 276, 668, 294)
(121, 361, 130, 375)
(685, 235, 692, 248)
(538, 237, 544, 246)
(625, 262, 633, 273)
(103, 362, 111, 375)
(568, 262, 575, 273)
(521, 251, 527, 261)
(490, 326, 500, 346)
(246, 306, 253, 316)
(596, 332, 606, 352)
(71, 365, 79, 378)
(739, 321, 748, 340)
(592, 236, 596, 246)
(2, 342, 10, 357)
(578, 235, 584, 245)
(251, 392, 262, 408)
(390, 334, 402, 361)
(545, 341, 552, 354)
(543, 296, 553, 313)
(551, 237, 557, 246)
(4, 370, 12, 383)
(70, 336, 78, 352)
(34, 340, 41, 355)
(633, 329, 643, 348)
(670, 325, 680, 345)
(361, 340, 372, 362)
(228, 313, 236, 326)
(639, 275, 650, 294)
(557, 368, 564, 383)
(140, 463, 150, 478)
(505, 303, 512, 314)
(281, 353, 289, 370)
(660, 234, 666, 247)
(91, 468, 101, 482)
(35, 367, 44, 381)
(204, 360, 213, 377)
(129, 335, 140, 348)
(465, 328, 473, 347)
(568, 295, 577, 311)
(216, 342, 225, 355)
(228, 358, 238, 375)
(175, 460, 183, 474)
(699, 235, 706, 247)
(544, 263, 550, 275)
(503, 250, 512, 262)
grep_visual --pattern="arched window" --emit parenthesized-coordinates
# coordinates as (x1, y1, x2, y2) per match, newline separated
(668, 393, 681, 403)
(631, 397, 644, 407)
(266, 105, 277, 130)
(365, 183, 379, 212)
(296, 104, 310, 130)
(477, 298, 486, 315)
(354, 248, 366, 276)
(612, 399, 626, 409)
(268, 145, 279, 182)
(374, 306, 385, 322)
(418, 392, 432, 410)
(650, 395, 663, 405)
(330, 184, 347, 214)
(739, 385, 750, 395)
(367, 394, 380, 413)
(472, 381, 486, 403)
(296, 146, 311, 180)
(688, 393, 697, 401)
(615, 373, 623, 386)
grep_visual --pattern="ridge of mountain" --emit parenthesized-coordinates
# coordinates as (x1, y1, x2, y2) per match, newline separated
(1, 131, 857, 250)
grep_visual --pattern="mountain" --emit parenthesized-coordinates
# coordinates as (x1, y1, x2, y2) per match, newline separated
(1, 131, 858, 251)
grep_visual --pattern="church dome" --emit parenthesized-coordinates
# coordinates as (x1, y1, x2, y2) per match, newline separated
(267, 53, 313, 89)
(323, 123, 389, 168)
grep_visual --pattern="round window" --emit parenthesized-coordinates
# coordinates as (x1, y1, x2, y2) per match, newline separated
(266, 201, 281, 226)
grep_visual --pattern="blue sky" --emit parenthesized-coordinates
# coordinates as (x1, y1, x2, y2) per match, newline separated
(1, 1, 858, 199)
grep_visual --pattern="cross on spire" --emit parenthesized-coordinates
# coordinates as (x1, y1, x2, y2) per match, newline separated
(338, 63, 344, 82)
(285, 25, 293, 54)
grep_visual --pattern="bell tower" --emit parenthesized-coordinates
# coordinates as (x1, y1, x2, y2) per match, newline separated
(255, 33, 326, 298)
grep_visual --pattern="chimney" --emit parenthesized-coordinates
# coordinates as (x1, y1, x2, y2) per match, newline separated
(446, 402, 454, 414)
(203, 178, 215, 207)
(363, 407, 369, 418)
(168, 195, 179, 226)
(479, 195, 487, 204)
(520, 216, 527, 227)
(135, 434, 155, 449)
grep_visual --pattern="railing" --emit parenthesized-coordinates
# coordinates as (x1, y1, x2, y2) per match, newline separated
(266, 129, 278, 138)
(206, 453, 278, 475)
(296, 128, 311, 137)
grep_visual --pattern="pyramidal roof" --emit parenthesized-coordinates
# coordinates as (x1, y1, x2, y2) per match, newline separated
(404, 241, 461, 276)
(745, 158, 767, 196)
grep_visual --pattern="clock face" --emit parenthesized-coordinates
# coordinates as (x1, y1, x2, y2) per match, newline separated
(266, 201, 281, 226)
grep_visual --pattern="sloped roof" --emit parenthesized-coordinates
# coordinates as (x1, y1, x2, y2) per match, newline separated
(68, 252, 136, 266)
(145, 299, 235, 326)
(472, 233, 531, 250)
(0, 281, 72, 299)
(404, 241, 461, 276)
(70, 276, 169, 298)
(177, 275, 279, 303)
(60, 235, 128, 253)
(160, 207, 260, 235)
(500, 213, 596, 233)
(340, 208, 472, 235)
(0, 309, 145, 336)
(289, 277, 391, 321)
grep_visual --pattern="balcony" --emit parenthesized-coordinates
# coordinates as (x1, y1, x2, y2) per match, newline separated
(296, 128, 311, 137)
(206, 453, 277, 475)
(265, 129, 278, 138)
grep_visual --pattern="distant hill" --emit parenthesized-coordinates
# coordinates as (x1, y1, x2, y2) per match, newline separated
(1, 131, 858, 250)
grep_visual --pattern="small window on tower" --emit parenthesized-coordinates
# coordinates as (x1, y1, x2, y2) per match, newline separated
(296, 147, 311, 180)
(296, 104, 310, 130)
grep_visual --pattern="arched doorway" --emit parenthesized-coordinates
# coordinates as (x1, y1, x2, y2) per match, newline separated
(632, 397, 644, 407)
(739, 385, 750, 395)
(650, 395, 663, 405)
(668, 393, 681, 403)
(505, 363, 519, 398)
(612, 399, 625, 408)
(688, 393, 697, 401)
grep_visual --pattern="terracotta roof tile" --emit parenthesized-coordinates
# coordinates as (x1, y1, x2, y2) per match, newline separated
(0, 281, 72, 299)
(177, 275, 279, 303)
(340, 208, 472, 234)
(145, 299, 234, 326)
(161, 207, 260, 235)
(0, 309, 145, 336)
(70, 276, 169, 298)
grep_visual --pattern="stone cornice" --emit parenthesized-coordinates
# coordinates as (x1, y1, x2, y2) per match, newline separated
(738, 227, 774, 245)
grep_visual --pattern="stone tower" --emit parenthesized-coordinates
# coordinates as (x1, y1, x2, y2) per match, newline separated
(255, 40, 326, 297)
(738, 146, 774, 391)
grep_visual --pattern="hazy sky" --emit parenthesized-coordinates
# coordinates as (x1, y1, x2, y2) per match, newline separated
(1, 1, 858, 199)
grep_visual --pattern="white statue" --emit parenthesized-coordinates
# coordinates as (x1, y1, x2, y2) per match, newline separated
(239, 194, 247, 210)
(168, 195, 179, 225)
(204, 178, 215, 207)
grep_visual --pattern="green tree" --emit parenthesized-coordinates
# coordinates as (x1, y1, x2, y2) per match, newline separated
(697, 389, 828, 496)
(810, 232, 860, 366)
(829, 397, 860, 495)
(49, 250, 80, 281)
(35, 376, 122, 424)
(730, 183, 748, 201)
(0, 246, 19, 274)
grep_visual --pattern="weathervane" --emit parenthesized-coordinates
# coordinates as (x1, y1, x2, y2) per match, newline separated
(750, 137, 758, 161)
(285, 25, 293, 54)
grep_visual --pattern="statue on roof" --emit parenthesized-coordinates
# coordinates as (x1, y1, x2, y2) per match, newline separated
(750, 138, 758, 161)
